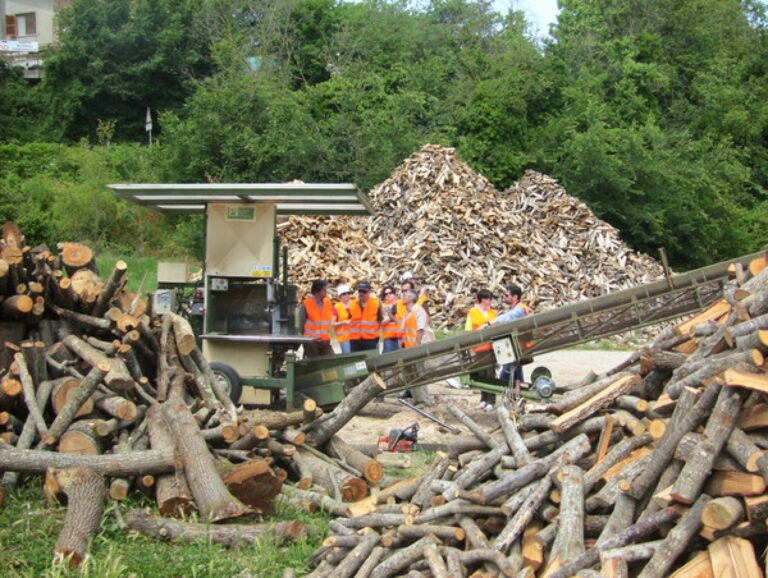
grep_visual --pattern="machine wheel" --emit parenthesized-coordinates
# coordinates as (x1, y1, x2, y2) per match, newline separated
(210, 363, 242, 403)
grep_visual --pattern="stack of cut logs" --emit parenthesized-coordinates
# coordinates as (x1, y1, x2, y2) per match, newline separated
(0, 221, 390, 566)
(295, 251, 768, 578)
(282, 144, 664, 330)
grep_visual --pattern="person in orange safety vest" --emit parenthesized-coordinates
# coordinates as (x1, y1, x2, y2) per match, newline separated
(380, 285, 401, 353)
(349, 280, 382, 352)
(299, 279, 334, 358)
(333, 284, 354, 354)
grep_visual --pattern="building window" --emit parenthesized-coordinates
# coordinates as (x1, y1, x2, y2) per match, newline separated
(16, 13, 37, 37)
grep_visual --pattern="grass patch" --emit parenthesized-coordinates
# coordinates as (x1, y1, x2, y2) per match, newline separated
(1, 483, 330, 578)
(381, 451, 437, 480)
(97, 253, 160, 294)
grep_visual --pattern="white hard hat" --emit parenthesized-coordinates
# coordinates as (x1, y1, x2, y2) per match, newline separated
(400, 271, 414, 281)
(336, 284, 352, 296)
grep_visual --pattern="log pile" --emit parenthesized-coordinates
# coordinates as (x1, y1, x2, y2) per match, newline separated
(0, 223, 388, 566)
(295, 252, 768, 577)
(282, 144, 664, 329)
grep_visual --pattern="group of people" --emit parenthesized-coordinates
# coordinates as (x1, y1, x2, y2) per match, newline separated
(299, 276, 531, 410)
(464, 284, 531, 409)
(298, 273, 431, 358)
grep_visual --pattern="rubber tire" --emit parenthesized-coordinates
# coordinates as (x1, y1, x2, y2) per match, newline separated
(210, 362, 242, 404)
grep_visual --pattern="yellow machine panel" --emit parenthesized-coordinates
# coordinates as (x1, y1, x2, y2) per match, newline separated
(205, 203, 276, 277)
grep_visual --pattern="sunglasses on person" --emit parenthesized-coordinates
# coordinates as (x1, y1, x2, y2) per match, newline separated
(358, 289, 369, 294)
(383, 290, 394, 296)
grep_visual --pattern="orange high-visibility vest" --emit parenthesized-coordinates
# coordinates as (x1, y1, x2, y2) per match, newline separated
(401, 305, 426, 348)
(381, 301, 400, 339)
(303, 296, 333, 341)
(466, 306, 497, 352)
(334, 302, 353, 343)
(350, 297, 381, 340)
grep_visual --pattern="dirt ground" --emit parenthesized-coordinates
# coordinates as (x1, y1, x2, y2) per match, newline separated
(339, 349, 633, 447)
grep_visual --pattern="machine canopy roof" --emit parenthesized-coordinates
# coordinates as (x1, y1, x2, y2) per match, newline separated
(108, 183, 373, 215)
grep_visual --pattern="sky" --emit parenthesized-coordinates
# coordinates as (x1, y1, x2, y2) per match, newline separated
(496, 0, 561, 37)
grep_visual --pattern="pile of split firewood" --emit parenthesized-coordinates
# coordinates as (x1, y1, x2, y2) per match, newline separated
(0, 222, 391, 567)
(297, 251, 768, 578)
(281, 145, 664, 330)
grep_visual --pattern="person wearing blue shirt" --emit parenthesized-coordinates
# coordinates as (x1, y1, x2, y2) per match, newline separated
(492, 284, 531, 397)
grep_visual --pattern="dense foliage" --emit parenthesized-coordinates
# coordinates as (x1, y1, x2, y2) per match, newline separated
(1, 0, 766, 267)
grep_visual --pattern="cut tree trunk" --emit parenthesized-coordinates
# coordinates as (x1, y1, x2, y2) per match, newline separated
(308, 373, 387, 447)
(222, 459, 282, 515)
(160, 393, 253, 522)
(325, 435, 383, 485)
(51, 467, 105, 567)
(61, 335, 134, 394)
(124, 508, 307, 547)
(147, 404, 193, 517)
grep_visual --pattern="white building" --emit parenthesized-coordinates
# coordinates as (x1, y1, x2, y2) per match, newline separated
(1, 0, 71, 79)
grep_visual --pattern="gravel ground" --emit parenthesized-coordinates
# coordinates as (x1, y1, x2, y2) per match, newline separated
(339, 348, 634, 447)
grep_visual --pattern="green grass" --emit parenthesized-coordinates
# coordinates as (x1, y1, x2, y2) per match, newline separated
(1, 484, 330, 578)
(97, 253, 161, 294)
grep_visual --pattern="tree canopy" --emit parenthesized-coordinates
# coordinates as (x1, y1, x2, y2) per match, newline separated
(0, 0, 766, 267)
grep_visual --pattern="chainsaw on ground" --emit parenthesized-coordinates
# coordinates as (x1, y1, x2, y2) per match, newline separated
(377, 423, 419, 452)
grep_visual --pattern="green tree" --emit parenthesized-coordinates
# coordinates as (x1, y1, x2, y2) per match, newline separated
(40, 0, 214, 142)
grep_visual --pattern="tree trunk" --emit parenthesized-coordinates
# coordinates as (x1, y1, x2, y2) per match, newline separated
(147, 404, 193, 517)
(124, 508, 307, 547)
(91, 260, 127, 318)
(325, 435, 383, 485)
(51, 467, 105, 567)
(160, 393, 253, 522)
(222, 459, 282, 515)
(62, 335, 134, 394)
(308, 373, 387, 447)
(43, 363, 109, 448)
(636, 495, 711, 578)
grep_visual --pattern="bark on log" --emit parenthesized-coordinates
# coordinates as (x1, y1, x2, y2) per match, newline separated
(52, 467, 105, 567)
(637, 494, 711, 578)
(334, 531, 380, 578)
(447, 405, 499, 448)
(91, 260, 127, 318)
(353, 545, 386, 578)
(480, 434, 591, 503)
(43, 363, 109, 448)
(161, 394, 253, 522)
(147, 404, 193, 517)
(15, 352, 48, 438)
(498, 405, 533, 466)
(1, 376, 55, 489)
(410, 455, 450, 509)
(550, 374, 642, 433)
(423, 543, 449, 578)
(124, 508, 307, 547)
(627, 382, 722, 500)
(550, 465, 585, 562)
(308, 373, 387, 447)
(369, 534, 439, 578)
(325, 435, 383, 485)
(296, 447, 367, 502)
(547, 507, 681, 578)
(494, 472, 554, 554)
(671, 387, 742, 504)
(62, 335, 134, 394)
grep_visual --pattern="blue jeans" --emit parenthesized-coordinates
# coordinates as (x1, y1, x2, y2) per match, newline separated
(500, 362, 524, 384)
(340, 341, 352, 354)
(382, 338, 400, 353)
